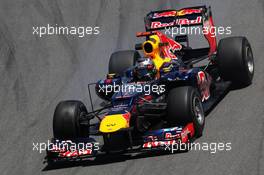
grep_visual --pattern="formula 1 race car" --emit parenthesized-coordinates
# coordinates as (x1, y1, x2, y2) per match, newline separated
(46, 6, 254, 163)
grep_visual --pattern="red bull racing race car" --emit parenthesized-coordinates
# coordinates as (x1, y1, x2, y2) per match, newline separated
(46, 6, 254, 163)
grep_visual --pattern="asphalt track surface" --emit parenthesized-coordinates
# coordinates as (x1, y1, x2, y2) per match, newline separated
(0, 0, 264, 175)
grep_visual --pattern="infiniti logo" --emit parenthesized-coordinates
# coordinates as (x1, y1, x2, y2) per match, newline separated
(106, 123, 116, 127)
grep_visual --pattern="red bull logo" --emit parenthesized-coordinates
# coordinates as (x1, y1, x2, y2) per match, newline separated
(153, 11, 177, 18)
(176, 16, 202, 25)
(177, 8, 202, 16)
(156, 31, 182, 58)
(151, 21, 175, 29)
(152, 9, 202, 19)
(151, 16, 202, 29)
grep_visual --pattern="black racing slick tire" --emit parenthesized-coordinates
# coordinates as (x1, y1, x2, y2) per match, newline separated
(217, 36, 254, 87)
(109, 50, 140, 76)
(167, 86, 205, 138)
(53, 100, 88, 139)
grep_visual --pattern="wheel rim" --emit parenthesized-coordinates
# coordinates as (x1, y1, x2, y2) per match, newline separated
(246, 46, 254, 74)
(193, 96, 204, 125)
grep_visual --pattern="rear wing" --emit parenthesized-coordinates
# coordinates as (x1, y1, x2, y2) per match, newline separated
(145, 6, 206, 30)
(144, 6, 217, 55)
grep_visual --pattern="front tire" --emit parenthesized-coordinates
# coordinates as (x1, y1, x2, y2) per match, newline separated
(109, 50, 140, 76)
(217, 36, 254, 87)
(53, 100, 88, 139)
(167, 86, 205, 138)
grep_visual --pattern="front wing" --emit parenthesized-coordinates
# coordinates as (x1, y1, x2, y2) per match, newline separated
(46, 123, 194, 163)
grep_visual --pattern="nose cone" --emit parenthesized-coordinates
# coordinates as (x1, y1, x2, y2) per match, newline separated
(99, 113, 130, 133)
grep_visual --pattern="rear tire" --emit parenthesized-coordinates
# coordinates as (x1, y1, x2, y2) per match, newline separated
(167, 86, 205, 138)
(109, 50, 140, 76)
(53, 100, 88, 139)
(217, 36, 254, 87)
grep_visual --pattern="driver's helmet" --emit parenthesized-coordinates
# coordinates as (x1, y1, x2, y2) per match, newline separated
(134, 58, 157, 81)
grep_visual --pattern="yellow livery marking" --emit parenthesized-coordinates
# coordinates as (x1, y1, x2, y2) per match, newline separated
(142, 34, 171, 71)
(99, 114, 129, 133)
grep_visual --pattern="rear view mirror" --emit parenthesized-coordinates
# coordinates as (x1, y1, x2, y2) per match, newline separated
(135, 43, 142, 50)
